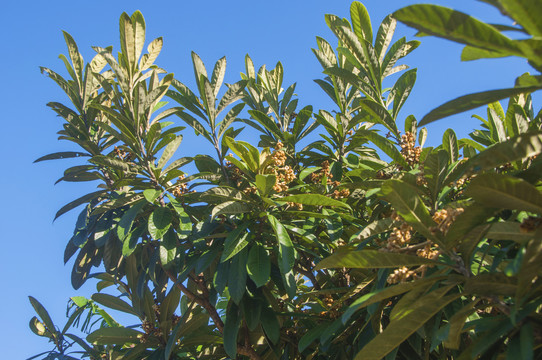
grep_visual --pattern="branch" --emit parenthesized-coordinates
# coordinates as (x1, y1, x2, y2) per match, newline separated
(162, 267, 224, 332)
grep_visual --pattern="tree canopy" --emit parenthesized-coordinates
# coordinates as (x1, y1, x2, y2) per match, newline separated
(29, 1, 542, 359)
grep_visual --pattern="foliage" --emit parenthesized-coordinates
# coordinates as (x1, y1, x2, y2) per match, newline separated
(30, 1, 542, 359)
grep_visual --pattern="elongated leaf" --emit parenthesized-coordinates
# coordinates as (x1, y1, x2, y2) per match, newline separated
(281, 194, 351, 210)
(87, 327, 143, 345)
(356, 130, 409, 169)
(211, 56, 226, 98)
(92, 293, 139, 316)
(246, 245, 271, 287)
(148, 207, 172, 239)
(255, 174, 276, 196)
(211, 201, 251, 218)
(315, 249, 438, 270)
(350, 1, 372, 42)
(442, 128, 459, 163)
(423, 150, 449, 205)
(157, 135, 182, 168)
(375, 15, 397, 61)
(117, 200, 146, 242)
(352, 218, 397, 243)
(268, 214, 296, 274)
(419, 86, 542, 126)
(221, 222, 250, 262)
(390, 69, 417, 119)
(55, 190, 105, 220)
(358, 100, 398, 135)
(34, 152, 89, 163)
(465, 173, 542, 213)
(354, 289, 460, 360)
(497, 0, 542, 37)
(28, 297, 56, 335)
(393, 5, 523, 57)
(380, 180, 437, 241)
(140, 37, 163, 70)
(463, 131, 542, 175)
(486, 221, 533, 243)
(342, 276, 445, 323)
(444, 300, 479, 349)
(29, 317, 50, 338)
(224, 302, 241, 358)
(260, 307, 280, 344)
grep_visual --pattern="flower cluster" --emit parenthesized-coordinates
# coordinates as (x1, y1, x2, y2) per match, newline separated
(520, 216, 542, 233)
(332, 188, 350, 199)
(430, 207, 464, 235)
(386, 223, 413, 249)
(400, 132, 422, 166)
(387, 266, 417, 284)
(171, 175, 189, 197)
(310, 160, 334, 184)
(114, 146, 133, 161)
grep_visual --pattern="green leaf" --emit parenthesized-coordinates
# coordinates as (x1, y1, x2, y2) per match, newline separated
(211, 201, 251, 219)
(423, 150, 449, 205)
(34, 152, 89, 163)
(148, 207, 172, 239)
(390, 69, 417, 119)
(29, 317, 50, 338)
(315, 249, 438, 270)
(463, 131, 542, 174)
(229, 248, 248, 304)
(268, 214, 296, 274)
(299, 323, 329, 353)
(246, 245, 271, 287)
(260, 307, 280, 344)
(342, 276, 444, 323)
(497, 0, 542, 37)
(465, 173, 542, 214)
(444, 300, 479, 349)
(91, 293, 139, 316)
(157, 135, 182, 169)
(442, 129, 459, 163)
(140, 37, 163, 70)
(28, 297, 56, 336)
(375, 15, 397, 62)
(486, 221, 533, 243)
(356, 130, 409, 169)
(393, 5, 523, 57)
(55, 190, 105, 220)
(87, 327, 143, 345)
(224, 137, 260, 173)
(255, 174, 276, 196)
(221, 222, 250, 262)
(224, 302, 241, 358)
(380, 180, 437, 242)
(354, 288, 460, 360)
(419, 86, 542, 126)
(358, 100, 398, 136)
(350, 1, 372, 42)
(280, 194, 351, 210)
(117, 200, 146, 242)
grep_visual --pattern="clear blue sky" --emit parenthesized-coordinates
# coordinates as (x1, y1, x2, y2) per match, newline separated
(0, 0, 537, 358)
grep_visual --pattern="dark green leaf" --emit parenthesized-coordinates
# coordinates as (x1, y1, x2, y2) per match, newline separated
(315, 249, 438, 270)
(419, 86, 542, 126)
(87, 327, 143, 345)
(246, 245, 271, 287)
(148, 207, 172, 239)
(465, 173, 542, 214)
(91, 293, 139, 316)
(224, 302, 241, 358)
(268, 214, 296, 274)
(281, 194, 351, 210)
